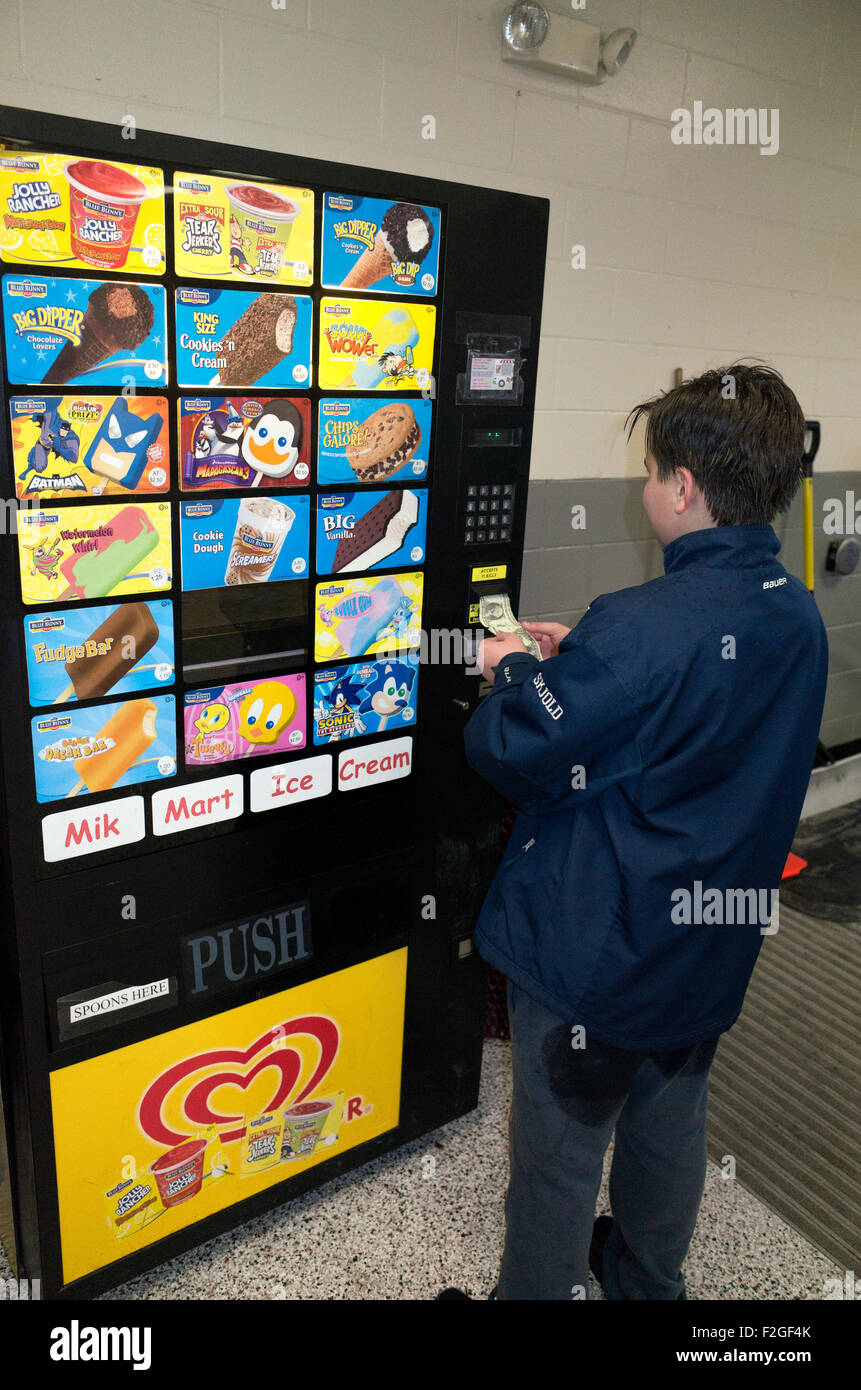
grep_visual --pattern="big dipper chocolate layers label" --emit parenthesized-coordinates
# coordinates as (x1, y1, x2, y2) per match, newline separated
(10, 394, 169, 499)
(317, 398, 431, 486)
(322, 194, 440, 296)
(49, 950, 407, 1283)
(318, 298, 436, 392)
(2, 276, 168, 386)
(179, 395, 311, 490)
(31, 693, 177, 803)
(175, 287, 313, 389)
(23, 599, 175, 707)
(180, 496, 310, 591)
(316, 489, 428, 574)
(0, 152, 165, 275)
(174, 172, 313, 287)
(17, 501, 172, 606)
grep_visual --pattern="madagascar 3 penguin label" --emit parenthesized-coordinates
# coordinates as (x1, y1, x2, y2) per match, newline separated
(179, 395, 311, 490)
(313, 656, 418, 744)
(11, 395, 169, 499)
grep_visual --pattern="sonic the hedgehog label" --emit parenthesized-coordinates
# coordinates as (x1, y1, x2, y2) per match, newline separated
(313, 656, 418, 744)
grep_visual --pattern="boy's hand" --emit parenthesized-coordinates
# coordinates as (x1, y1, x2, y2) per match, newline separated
(478, 634, 534, 682)
(521, 621, 571, 660)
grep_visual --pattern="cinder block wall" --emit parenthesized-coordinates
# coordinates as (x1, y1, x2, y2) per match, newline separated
(4, 0, 859, 742)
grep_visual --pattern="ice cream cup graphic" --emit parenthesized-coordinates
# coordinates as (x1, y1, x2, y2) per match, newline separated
(225, 183, 299, 279)
(225, 497, 295, 585)
(281, 1099, 334, 1160)
(64, 160, 149, 271)
(149, 1136, 208, 1207)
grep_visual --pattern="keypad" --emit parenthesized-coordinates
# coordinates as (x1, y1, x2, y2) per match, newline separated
(464, 482, 515, 544)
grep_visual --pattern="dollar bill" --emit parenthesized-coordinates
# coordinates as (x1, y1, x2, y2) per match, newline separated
(479, 593, 542, 661)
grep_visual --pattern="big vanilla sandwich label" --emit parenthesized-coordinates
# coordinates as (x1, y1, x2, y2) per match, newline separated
(0, 152, 165, 275)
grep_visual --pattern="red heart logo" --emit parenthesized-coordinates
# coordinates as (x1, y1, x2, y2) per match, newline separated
(138, 1016, 339, 1147)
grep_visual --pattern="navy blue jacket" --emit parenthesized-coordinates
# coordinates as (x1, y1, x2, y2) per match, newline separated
(464, 525, 829, 1049)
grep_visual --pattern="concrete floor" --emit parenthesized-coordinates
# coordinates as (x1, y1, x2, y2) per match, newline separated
(0, 1036, 838, 1301)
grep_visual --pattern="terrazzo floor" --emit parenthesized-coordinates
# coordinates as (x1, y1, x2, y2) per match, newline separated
(0, 1037, 840, 1301)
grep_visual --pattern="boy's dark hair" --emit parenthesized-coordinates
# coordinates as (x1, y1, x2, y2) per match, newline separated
(626, 363, 806, 526)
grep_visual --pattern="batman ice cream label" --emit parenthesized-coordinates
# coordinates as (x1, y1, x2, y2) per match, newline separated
(10, 395, 169, 498)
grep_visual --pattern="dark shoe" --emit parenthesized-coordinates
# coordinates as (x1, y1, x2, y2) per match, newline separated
(436, 1287, 471, 1299)
(588, 1214, 614, 1290)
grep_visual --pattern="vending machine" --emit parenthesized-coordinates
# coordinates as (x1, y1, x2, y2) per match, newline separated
(0, 105, 548, 1298)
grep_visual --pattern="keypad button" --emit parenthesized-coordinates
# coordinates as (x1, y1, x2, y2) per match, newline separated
(479, 485, 490, 497)
(467, 485, 478, 497)
(500, 526, 512, 541)
(476, 529, 487, 543)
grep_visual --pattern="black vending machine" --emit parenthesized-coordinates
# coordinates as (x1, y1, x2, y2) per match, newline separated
(0, 106, 548, 1298)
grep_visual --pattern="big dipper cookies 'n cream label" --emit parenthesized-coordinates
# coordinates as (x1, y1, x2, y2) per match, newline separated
(322, 194, 441, 295)
(2, 276, 168, 387)
(0, 152, 165, 274)
(173, 172, 314, 286)
(179, 495, 309, 591)
(179, 395, 311, 490)
(49, 951, 407, 1283)
(175, 287, 313, 389)
(318, 298, 436, 392)
(10, 394, 170, 499)
(317, 398, 431, 486)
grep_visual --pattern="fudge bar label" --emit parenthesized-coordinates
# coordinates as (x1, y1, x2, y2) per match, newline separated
(151, 775, 243, 835)
(337, 736, 412, 790)
(181, 901, 312, 1000)
(250, 754, 332, 812)
(42, 795, 145, 862)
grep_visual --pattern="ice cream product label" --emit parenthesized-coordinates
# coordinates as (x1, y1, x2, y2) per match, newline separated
(2, 275, 168, 386)
(17, 501, 172, 606)
(180, 495, 309, 591)
(322, 194, 440, 296)
(318, 298, 436, 392)
(316, 488, 428, 574)
(49, 952, 406, 1282)
(184, 673, 306, 766)
(31, 694, 176, 804)
(313, 656, 418, 744)
(179, 395, 311, 490)
(314, 571, 424, 661)
(41, 794, 146, 863)
(24, 599, 175, 707)
(0, 153, 165, 275)
(10, 394, 170, 499)
(174, 287, 313, 389)
(174, 172, 313, 287)
(317, 398, 431, 486)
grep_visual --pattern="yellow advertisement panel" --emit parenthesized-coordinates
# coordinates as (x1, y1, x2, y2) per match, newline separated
(173, 172, 314, 288)
(319, 298, 436, 392)
(0, 152, 165, 275)
(50, 949, 407, 1285)
(17, 501, 172, 605)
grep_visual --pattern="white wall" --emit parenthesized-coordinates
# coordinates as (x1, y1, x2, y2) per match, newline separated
(2, 0, 859, 478)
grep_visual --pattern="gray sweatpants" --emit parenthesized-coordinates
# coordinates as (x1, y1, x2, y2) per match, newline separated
(497, 979, 720, 1300)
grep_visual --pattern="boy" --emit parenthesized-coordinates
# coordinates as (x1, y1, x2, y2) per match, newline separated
(463, 364, 828, 1300)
